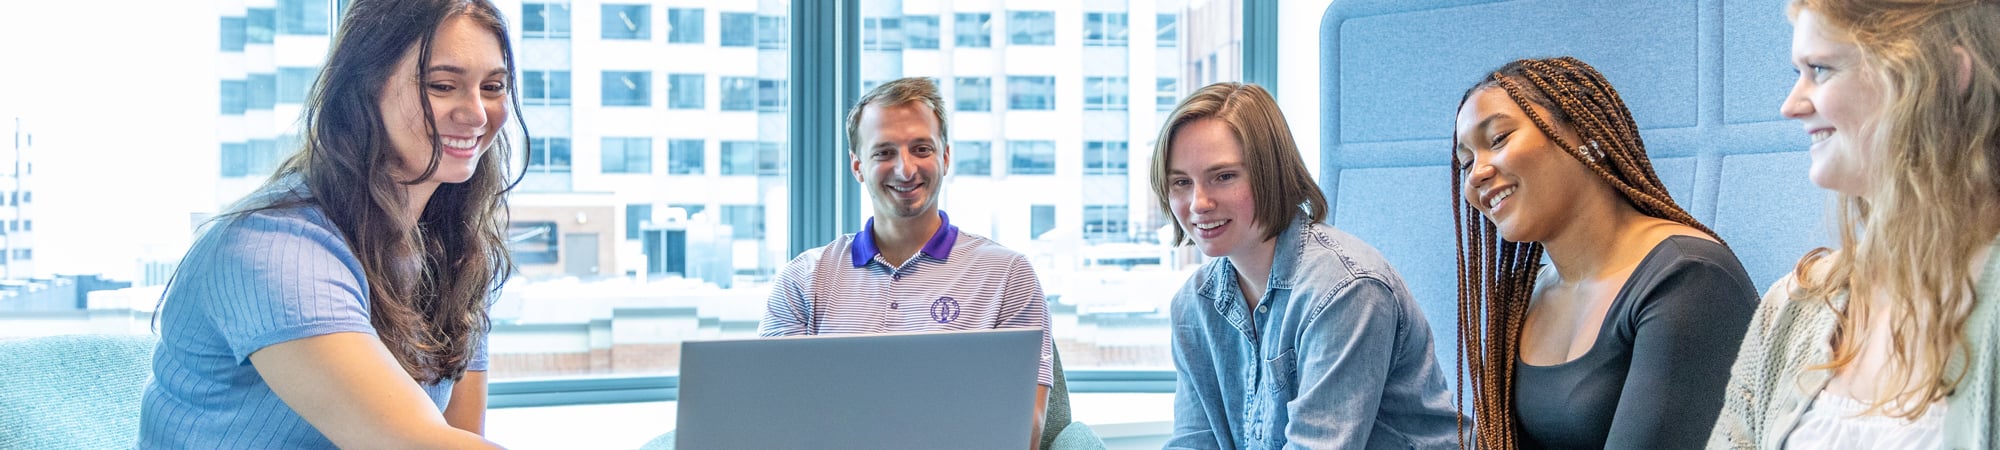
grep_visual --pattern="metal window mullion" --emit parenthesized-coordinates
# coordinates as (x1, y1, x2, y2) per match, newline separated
(1242, 0, 1278, 95)
(789, 0, 861, 257)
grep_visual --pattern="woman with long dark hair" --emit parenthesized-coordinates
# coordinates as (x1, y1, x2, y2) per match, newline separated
(1450, 57, 1758, 449)
(139, 0, 524, 447)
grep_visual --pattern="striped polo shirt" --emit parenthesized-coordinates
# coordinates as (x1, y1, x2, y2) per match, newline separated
(760, 211, 1054, 387)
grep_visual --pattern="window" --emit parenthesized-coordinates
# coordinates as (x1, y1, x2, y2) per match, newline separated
(954, 77, 991, 112)
(601, 4, 650, 40)
(220, 17, 246, 51)
(626, 204, 653, 240)
(1008, 11, 1054, 46)
(1084, 141, 1128, 175)
(953, 141, 991, 176)
(668, 8, 704, 44)
(1084, 12, 1128, 47)
(905, 15, 939, 49)
(669, 204, 706, 218)
(1008, 140, 1055, 175)
(220, 142, 250, 177)
(278, 67, 317, 105)
(523, 70, 572, 106)
(863, 17, 903, 51)
(13, 249, 30, 261)
(220, 79, 247, 115)
(757, 79, 787, 112)
(601, 137, 653, 174)
(1083, 205, 1129, 242)
(278, 0, 329, 36)
(757, 15, 787, 49)
(528, 137, 572, 172)
(1157, 77, 1178, 111)
(1030, 205, 1055, 239)
(1084, 77, 1128, 111)
(720, 12, 754, 47)
(953, 13, 990, 48)
(1157, 13, 1178, 47)
(248, 73, 277, 110)
(668, 73, 704, 109)
(720, 77, 755, 111)
(757, 142, 783, 176)
(668, 139, 704, 175)
(249, 138, 280, 175)
(602, 71, 650, 107)
(523, 3, 571, 38)
(246, 8, 275, 44)
(721, 141, 757, 175)
(508, 222, 559, 264)
(723, 205, 764, 239)
(1007, 76, 1054, 110)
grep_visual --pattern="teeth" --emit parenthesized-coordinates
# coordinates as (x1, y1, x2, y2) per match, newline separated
(1488, 187, 1516, 209)
(442, 136, 477, 149)
(1194, 220, 1225, 230)
(1810, 130, 1832, 144)
(890, 183, 920, 192)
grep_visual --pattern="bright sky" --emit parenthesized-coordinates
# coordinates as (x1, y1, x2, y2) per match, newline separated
(0, 1, 217, 281)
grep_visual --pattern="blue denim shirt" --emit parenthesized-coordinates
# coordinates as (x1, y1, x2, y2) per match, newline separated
(1167, 219, 1462, 450)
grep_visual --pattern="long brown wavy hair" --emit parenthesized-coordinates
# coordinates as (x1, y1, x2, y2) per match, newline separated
(1786, 0, 2000, 419)
(1448, 57, 1716, 448)
(231, 0, 524, 384)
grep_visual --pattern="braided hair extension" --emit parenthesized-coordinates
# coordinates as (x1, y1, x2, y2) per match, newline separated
(1450, 57, 1719, 449)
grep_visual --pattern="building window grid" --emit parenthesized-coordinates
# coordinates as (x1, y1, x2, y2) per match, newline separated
(720, 77, 755, 111)
(601, 4, 650, 40)
(720, 12, 754, 47)
(278, 0, 329, 36)
(904, 15, 939, 49)
(668, 139, 705, 175)
(862, 17, 903, 51)
(601, 137, 653, 174)
(523, 70, 573, 106)
(953, 13, 991, 48)
(668, 73, 704, 109)
(1084, 12, 1128, 47)
(1157, 77, 1178, 111)
(1084, 141, 1128, 175)
(528, 137, 573, 172)
(1157, 13, 1178, 47)
(954, 77, 991, 112)
(1008, 140, 1056, 175)
(524, 3, 573, 38)
(1007, 76, 1055, 111)
(1084, 76, 1129, 111)
(1007, 11, 1054, 46)
(602, 71, 651, 107)
(667, 8, 704, 44)
(1083, 205, 1131, 242)
(953, 141, 992, 176)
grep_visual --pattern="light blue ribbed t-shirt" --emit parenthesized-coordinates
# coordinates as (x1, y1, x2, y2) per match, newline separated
(138, 182, 488, 449)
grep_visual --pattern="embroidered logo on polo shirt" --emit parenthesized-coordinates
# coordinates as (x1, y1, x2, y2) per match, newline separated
(930, 297, 960, 324)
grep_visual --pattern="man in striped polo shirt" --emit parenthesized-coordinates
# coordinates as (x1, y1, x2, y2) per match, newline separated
(759, 77, 1055, 446)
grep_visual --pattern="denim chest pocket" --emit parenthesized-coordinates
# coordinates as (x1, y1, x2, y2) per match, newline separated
(1262, 348, 1298, 393)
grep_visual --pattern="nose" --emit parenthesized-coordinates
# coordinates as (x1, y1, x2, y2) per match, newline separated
(446, 89, 490, 131)
(890, 148, 916, 180)
(1463, 155, 1497, 204)
(1779, 76, 1814, 119)
(1188, 182, 1215, 215)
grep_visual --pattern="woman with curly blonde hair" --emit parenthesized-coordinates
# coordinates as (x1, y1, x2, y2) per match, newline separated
(1708, 0, 2000, 448)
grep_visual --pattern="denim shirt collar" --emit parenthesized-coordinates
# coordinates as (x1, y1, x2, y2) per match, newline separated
(850, 210, 959, 267)
(1197, 217, 1309, 323)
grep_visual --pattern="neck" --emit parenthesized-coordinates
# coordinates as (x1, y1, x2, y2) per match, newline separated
(403, 181, 439, 226)
(871, 210, 942, 267)
(1541, 202, 1654, 284)
(1228, 235, 1279, 310)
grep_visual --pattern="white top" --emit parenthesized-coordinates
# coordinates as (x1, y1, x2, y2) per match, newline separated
(1785, 391, 1946, 450)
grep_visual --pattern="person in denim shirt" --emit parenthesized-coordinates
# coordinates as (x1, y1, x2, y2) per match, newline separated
(1153, 82, 1462, 449)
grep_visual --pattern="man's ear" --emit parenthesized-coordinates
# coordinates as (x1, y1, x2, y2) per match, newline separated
(1954, 46, 1974, 94)
(939, 143, 952, 178)
(850, 152, 865, 183)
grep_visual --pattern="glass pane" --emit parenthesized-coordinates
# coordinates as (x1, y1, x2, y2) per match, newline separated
(859, 0, 1242, 379)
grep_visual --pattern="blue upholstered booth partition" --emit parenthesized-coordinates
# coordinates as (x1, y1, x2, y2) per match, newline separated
(1316, 0, 1826, 397)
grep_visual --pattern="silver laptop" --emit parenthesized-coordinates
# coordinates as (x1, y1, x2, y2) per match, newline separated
(674, 328, 1042, 450)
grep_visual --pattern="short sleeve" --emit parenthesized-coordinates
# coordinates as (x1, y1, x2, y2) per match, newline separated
(186, 210, 376, 364)
(996, 255, 1055, 388)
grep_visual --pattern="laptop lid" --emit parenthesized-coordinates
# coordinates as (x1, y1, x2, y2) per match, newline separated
(674, 328, 1042, 450)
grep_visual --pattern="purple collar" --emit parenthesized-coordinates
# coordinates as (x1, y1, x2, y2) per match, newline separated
(851, 211, 958, 267)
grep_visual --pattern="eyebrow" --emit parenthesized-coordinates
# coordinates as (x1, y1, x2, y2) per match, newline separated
(425, 65, 511, 78)
(1459, 112, 1508, 145)
(1169, 162, 1243, 176)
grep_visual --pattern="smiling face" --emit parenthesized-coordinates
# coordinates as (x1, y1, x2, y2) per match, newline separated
(380, 14, 510, 186)
(1453, 87, 1600, 243)
(852, 101, 950, 220)
(1166, 118, 1266, 260)
(1783, 9, 1888, 196)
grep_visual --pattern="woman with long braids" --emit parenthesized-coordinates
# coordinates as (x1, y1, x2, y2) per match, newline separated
(1450, 57, 1758, 449)
(139, 0, 523, 448)
(1709, 0, 2000, 448)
